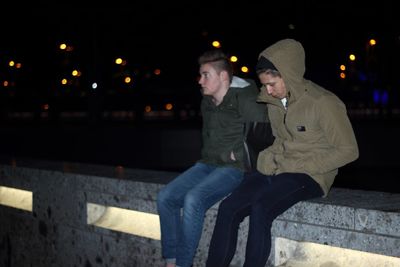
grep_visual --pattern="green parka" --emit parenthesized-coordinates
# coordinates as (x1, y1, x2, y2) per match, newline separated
(256, 39, 359, 196)
(200, 76, 268, 171)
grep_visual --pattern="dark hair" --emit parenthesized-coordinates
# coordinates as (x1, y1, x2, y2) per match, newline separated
(256, 68, 281, 77)
(198, 49, 233, 82)
(255, 56, 281, 77)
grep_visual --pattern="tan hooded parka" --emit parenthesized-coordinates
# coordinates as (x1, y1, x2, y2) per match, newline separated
(256, 39, 359, 196)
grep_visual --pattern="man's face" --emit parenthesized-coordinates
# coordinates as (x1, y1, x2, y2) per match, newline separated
(258, 72, 287, 99)
(198, 63, 223, 97)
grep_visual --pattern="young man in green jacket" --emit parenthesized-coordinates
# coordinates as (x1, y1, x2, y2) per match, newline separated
(206, 39, 359, 267)
(157, 49, 271, 267)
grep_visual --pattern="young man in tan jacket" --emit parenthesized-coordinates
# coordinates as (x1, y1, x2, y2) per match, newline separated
(206, 39, 359, 267)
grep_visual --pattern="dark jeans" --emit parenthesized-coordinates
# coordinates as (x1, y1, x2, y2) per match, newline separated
(206, 171, 324, 267)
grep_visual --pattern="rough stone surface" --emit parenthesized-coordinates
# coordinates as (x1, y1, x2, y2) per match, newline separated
(1, 158, 400, 266)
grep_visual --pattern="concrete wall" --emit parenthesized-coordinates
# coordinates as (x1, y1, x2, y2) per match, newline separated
(1, 159, 400, 267)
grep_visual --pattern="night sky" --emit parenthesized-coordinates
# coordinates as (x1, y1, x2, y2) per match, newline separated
(2, 1, 398, 91)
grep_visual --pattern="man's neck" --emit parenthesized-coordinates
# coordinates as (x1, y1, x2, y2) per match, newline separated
(212, 85, 229, 106)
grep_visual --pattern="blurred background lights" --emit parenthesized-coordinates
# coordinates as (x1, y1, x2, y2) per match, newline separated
(59, 43, 67, 50)
(154, 68, 161, 75)
(124, 76, 132, 84)
(72, 69, 81, 77)
(241, 66, 249, 73)
(369, 39, 377, 46)
(165, 103, 173, 111)
(212, 40, 221, 48)
(230, 56, 238, 62)
(374, 89, 389, 105)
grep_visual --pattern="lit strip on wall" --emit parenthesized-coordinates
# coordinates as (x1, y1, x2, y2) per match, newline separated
(275, 237, 400, 266)
(0, 186, 33, 212)
(87, 203, 160, 240)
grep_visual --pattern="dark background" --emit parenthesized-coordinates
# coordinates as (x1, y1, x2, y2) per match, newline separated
(1, 1, 399, 193)
(2, 1, 398, 90)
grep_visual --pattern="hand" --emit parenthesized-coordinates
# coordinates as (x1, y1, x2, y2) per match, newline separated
(230, 151, 236, 161)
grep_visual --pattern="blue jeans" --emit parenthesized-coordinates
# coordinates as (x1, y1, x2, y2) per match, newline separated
(206, 171, 323, 267)
(157, 162, 243, 267)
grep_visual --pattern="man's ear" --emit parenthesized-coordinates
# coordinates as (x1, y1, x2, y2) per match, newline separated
(220, 70, 230, 82)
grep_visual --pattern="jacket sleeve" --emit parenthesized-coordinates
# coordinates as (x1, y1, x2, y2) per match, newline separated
(256, 136, 282, 175)
(303, 95, 359, 174)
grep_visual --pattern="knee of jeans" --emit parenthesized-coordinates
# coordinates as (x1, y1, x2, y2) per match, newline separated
(157, 188, 169, 206)
(183, 191, 203, 211)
